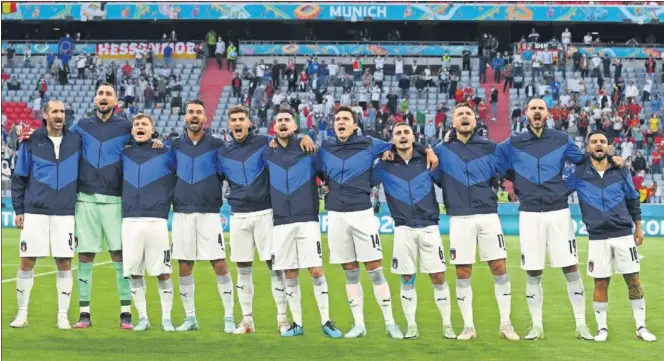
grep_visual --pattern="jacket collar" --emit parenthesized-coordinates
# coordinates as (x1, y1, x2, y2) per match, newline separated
(394, 148, 423, 164)
(34, 124, 69, 138)
(181, 128, 208, 145)
(526, 124, 548, 138)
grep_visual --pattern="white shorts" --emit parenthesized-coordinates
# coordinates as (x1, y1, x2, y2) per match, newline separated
(19, 214, 75, 258)
(327, 209, 382, 264)
(121, 218, 172, 277)
(272, 222, 323, 271)
(229, 209, 274, 262)
(519, 208, 578, 270)
(172, 213, 226, 261)
(587, 236, 641, 278)
(449, 213, 507, 265)
(392, 225, 446, 275)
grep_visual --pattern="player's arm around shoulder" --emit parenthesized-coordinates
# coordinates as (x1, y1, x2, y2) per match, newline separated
(561, 163, 580, 194)
(11, 140, 33, 227)
(370, 160, 384, 188)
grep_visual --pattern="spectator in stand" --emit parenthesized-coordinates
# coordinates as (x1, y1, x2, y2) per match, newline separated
(358, 85, 369, 110)
(76, 54, 87, 79)
(561, 28, 572, 48)
(352, 57, 362, 81)
(503, 63, 513, 93)
(490, 85, 498, 119)
(163, 43, 173, 68)
(231, 73, 241, 98)
(370, 84, 381, 110)
(386, 89, 398, 115)
(652, 94, 662, 115)
(649, 183, 662, 204)
(590, 53, 602, 78)
(583, 32, 593, 45)
(124, 79, 136, 106)
(374, 67, 384, 88)
(525, 81, 536, 100)
(398, 75, 410, 98)
(30, 92, 41, 120)
(528, 28, 539, 43)
(625, 80, 639, 103)
(5, 43, 16, 68)
(214, 37, 226, 70)
(394, 56, 404, 81)
(400, 96, 409, 114)
(340, 89, 352, 107)
(226, 42, 237, 71)
(328, 59, 338, 86)
(651, 147, 662, 174)
(579, 54, 589, 78)
(642, 78, 653, 102)
(462, 45, 471, 72)
(645, 55, 657, 81)
(424, 118, 436, 146)
(411, 59, 419, 77)
(298, 70, 309, 92)
(7, 76, 20, 91)
(171, 91, 183, 115)
(633, 151, 647, 173)
(492, 53, 504, 83)
(649, 113, 661, 133)
(121, 61, 133, 79)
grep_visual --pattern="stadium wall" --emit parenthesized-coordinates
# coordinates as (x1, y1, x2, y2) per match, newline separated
(2, 198, 663, 237)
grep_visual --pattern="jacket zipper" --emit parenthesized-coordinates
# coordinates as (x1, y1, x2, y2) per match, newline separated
(137, 158, 141, 216)
(286, 165, 291, 220)
(407, 171, 414, 220)
(46, 135, 60, 211)
(340, 159, 345, 210)
(466, 162, 471, 213)
(537, 157, 542, 209)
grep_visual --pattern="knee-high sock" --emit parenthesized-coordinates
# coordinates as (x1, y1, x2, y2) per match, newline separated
(456, 278, 474, 328)
(236, 267, 254, 317)
(494, 274, 512, 326)
(56, 270, 73, 315)
(368, 267, 394, 325)
(565, 271, 586, 327)
(270, 270, 287, 319)
(179, 275, 196, 317)
(312, 275, 329, 325)
(16, 270, 34, 316)
(157, 278, 173, 319)
(400, 276, 417, 327)
(113, 262, 131, 314)
(631, 299, 646, 329)
(285, 277, 302, 326)
(526, 275, 544, 328)
(344, 269, 365, 328)
(129, 277, 147, 319)
(433, 282, 452, 325)
(77, 262, 92, 313)
(593, 301, 608, 331)
(216, 273, 234, 317)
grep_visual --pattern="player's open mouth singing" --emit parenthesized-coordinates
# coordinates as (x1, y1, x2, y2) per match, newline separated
(233, 126, 243, 134)
(136, 130, 145, 136)
(398, 139, 408, 145)
(461, 120, 471, 127)
(98, 100, 108, 108)
(533, 113, 542, 122)
(337, 125, 347, 132)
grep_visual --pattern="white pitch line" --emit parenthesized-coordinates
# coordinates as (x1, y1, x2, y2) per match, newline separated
(1, 261, 113, 284)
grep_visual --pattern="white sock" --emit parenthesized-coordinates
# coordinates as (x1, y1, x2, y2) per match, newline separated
(130, 277, 148, 319)
(285, 277, 302, 326)
(216, 273, 234, 317)
(400, 281, 417, 327)
(158, 279, 173, 319)
(434, 282, 452, 325)
(593, 301, 608, 331)
(312, 275, 330, 325)
(56, 270, 73, 315)
(631, 299, 646, 329)
(270, 270, 287, 319)
(237, 267, 254, 317)
(369, 267, 394, 325)
(565, 271, 587, 327)
(456, 278, 474, 328)
(526, 275, 544, 328)
(345, 269, 365, 328)
(179, 275, 196, 318)
(16, 270, 34, 317)
(494, 274, 512, 326)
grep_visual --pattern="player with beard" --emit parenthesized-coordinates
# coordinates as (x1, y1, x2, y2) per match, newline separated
(10, 100, 81, 329)
(218, 105, 315, 335)
(496, 98, 623, 340)
(169, 100, 236, 333)
(563, 131, 656, 342)
(435, 103, 519, 341)
(261, 108, 341, 338)
(371, 123, 452, 340)
(319, 105, 437, 339)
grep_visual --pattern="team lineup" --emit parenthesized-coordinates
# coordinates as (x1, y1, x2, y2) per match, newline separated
(8, 82, 657, 342)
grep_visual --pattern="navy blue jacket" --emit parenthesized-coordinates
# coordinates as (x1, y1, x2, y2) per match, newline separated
(497, 126, 585, 212)
(564, 160, 641, 240)
(170, 130, 225, 213)
(73, 113, 132, 197)
(121, 141, 176, 219)
(11, 127, 81, 216)
(372, 151, 439, 228)
(218, 133, 271, 213)
(320, 135, 392, 212)
(263, 138, 322, 226)
(435, 134, 502, 216)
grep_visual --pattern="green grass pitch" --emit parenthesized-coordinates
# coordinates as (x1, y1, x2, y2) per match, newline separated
(1, 228, 663, 361)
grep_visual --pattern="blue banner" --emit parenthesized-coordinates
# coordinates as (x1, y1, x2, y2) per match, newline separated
(3, 3, 663, 23)
(567, 45, 664, 60)
(239, 43, 477, 57)
(2, 198, 663, 238)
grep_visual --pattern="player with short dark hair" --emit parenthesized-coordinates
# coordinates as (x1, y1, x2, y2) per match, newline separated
(436, 103, 519, 341)
(10, 100, 81, 329)
(261, 109, 341, 338)
(563, 131, 656, 342)
(371, 122, 453, 340)
(121, 113, 177, 332)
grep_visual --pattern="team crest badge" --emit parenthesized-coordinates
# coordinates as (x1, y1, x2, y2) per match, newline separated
(392, 257, 398, 270)
(450, 248, 456, 261)
(20, 241, 27, 252)
(589, 261, 594, 272)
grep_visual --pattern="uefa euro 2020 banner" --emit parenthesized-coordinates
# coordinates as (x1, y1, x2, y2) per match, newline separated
(1, 2, 663, 23)
(2, 198, 664, 238)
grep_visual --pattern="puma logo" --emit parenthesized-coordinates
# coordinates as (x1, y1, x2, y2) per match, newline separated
(131, 290, 137, 295)
(274, 287, 285, 292)
(526, 294, 535, 299)
(401, 295, 413, 302)
(436, 297, 448, 301)
(78, 278, 88, 284)
(163, 290, 172, 294)
(285, 292, 293, 297)
(573, 291, 584, 296)
(503, 293, 511, 296)
(223, 291, 232, 295)
(457, 296, 466, 302)
(595, 311, 601, 314)
(382, 298, 391, 303)
(164, 264, 172, 268)
(180, 293, 187, 298)
(321, 291, 328, 295)
(236, 285, 245, 290)
(16, 289, 24, 294)
(61, 292, 71, 296)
